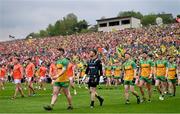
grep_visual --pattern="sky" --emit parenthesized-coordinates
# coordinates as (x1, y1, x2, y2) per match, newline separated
(0, 0, 179, 41)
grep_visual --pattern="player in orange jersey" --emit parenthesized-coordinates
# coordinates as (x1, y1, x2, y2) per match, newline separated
(39, 62, 47, 90)
(0, 64, 6, 90)
(25, 58, 36, 96)
(11, 57, 25, 99)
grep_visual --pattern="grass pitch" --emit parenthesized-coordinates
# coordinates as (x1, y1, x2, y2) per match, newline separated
(0, 83, 180, 113)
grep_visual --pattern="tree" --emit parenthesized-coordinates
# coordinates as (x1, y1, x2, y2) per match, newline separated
(76, 20, 88, 32)
(39, 30, 48, 37)
(63, 13, 78, 35)
(141, 14, 157, 26)
(141, 13, 174, 26)
(117, 11, 143, 19)
(157, 13, 173, 24)
(46, 24, 55, 36)
(54, 20, 61, 36)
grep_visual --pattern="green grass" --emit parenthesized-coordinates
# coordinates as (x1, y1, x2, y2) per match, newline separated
(0, 83, 180, 113)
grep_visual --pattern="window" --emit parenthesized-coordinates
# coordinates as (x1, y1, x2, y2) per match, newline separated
(99, 23, 107, 27)
(109, 21, 119, 26)
(121, 19, 130, 25)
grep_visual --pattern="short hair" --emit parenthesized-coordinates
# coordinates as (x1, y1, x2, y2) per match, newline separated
(27, 58, 32, 61)
(14, 57, 20, 62)
(148, 53, 153, 58)
(67, 57, 70, 61)
(142, 51, 148, 55)
(124, 52, 131, 56)
(90, 49, 97, 55)
(168, 56, 174, 60)
(57, 48, 65, 54)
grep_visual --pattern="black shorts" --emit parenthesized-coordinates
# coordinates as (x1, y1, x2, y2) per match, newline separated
(88, 76, 99, 88)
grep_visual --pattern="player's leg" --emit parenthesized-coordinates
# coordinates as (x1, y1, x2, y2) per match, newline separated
(135, 78, 139, 85)
(105, 77, 108, 87)
(28, 79, 35, 96)
(164, 81, 169, 94)
(172, 80, 176, 96)
(95, 90, 104, 106)
(114, 78, 118, 88)
(63, 87, 73, 110)
(161, 81, 167, 94)
(145, 82, 152, 102)
(12, 84, 19, 99)
(138, 79, 145, 101)
(18, 83, 25, 97)
(84, 76, 89, 89)
(168, 81, 173, 95)
(155, 79, 161, 94)
(51, 86, 60, 105)
(38, 78, 42, 90)
(106, 77, 111, 88)
(0, 79, 3, 90)
(27, 78, 32, 96)
(90, 87, 96, 108)
(22, 77, 27, 90)
(70, 77, 77, 95)
(77, 72, 81, 88)
(124, 84, 130, 104)
(155, 79, 164, 100)
(12, 79, 24, 99)
(43, 78, 46, 90)
(44, 85, 60, 110)
(130, 85, 140, 104)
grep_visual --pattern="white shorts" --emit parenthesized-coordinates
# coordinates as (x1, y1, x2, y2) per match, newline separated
(27, 77, 32, 82)
(82, 76, 87, 82)
(69, 77, 73, 81)
(178, 75, 180, 80)
(39, 77, 46, 82)
(0, 78, 5, 82)
(14, 79, 21, 84)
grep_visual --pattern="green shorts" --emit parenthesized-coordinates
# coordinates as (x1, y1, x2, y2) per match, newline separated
(168, 79, 176, 84)
(156, 76, 166, 82)
(106, 76, 112, 78)
(140, 76, 152, 84)
(124, 80, 134, 86)
(54, 82, 69, 88)
(114, 76, 120, 79)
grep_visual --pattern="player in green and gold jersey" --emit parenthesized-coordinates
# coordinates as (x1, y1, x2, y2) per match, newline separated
(104, 62, 112, 89)
(138, 51, 154, 102)
(166, 56, 178, 96)
(123, 52, 140, 104)
(154, 54, 168, 100)
(112, 59, 122, 88)
(44, 48, 73, 110)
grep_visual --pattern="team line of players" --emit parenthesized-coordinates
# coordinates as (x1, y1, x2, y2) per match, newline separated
(0, 50, 179, 108)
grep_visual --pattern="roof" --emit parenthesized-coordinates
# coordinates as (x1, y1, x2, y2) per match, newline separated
(96, 16, 138, 22)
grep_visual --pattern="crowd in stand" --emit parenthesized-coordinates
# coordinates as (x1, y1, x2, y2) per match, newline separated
(0, 23, 179, 67)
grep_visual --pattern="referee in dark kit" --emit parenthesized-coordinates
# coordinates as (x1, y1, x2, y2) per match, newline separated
(85, 49, 104, 108)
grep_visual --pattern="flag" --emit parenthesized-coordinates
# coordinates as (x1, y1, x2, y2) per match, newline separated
(109, 57, 114, 65)
(9, 35, 15, 39)
(169, 46, 178, 56)
(116, 45, 125, 56)
(160, 45, 166, 53)
(112, 28, 117, 32)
